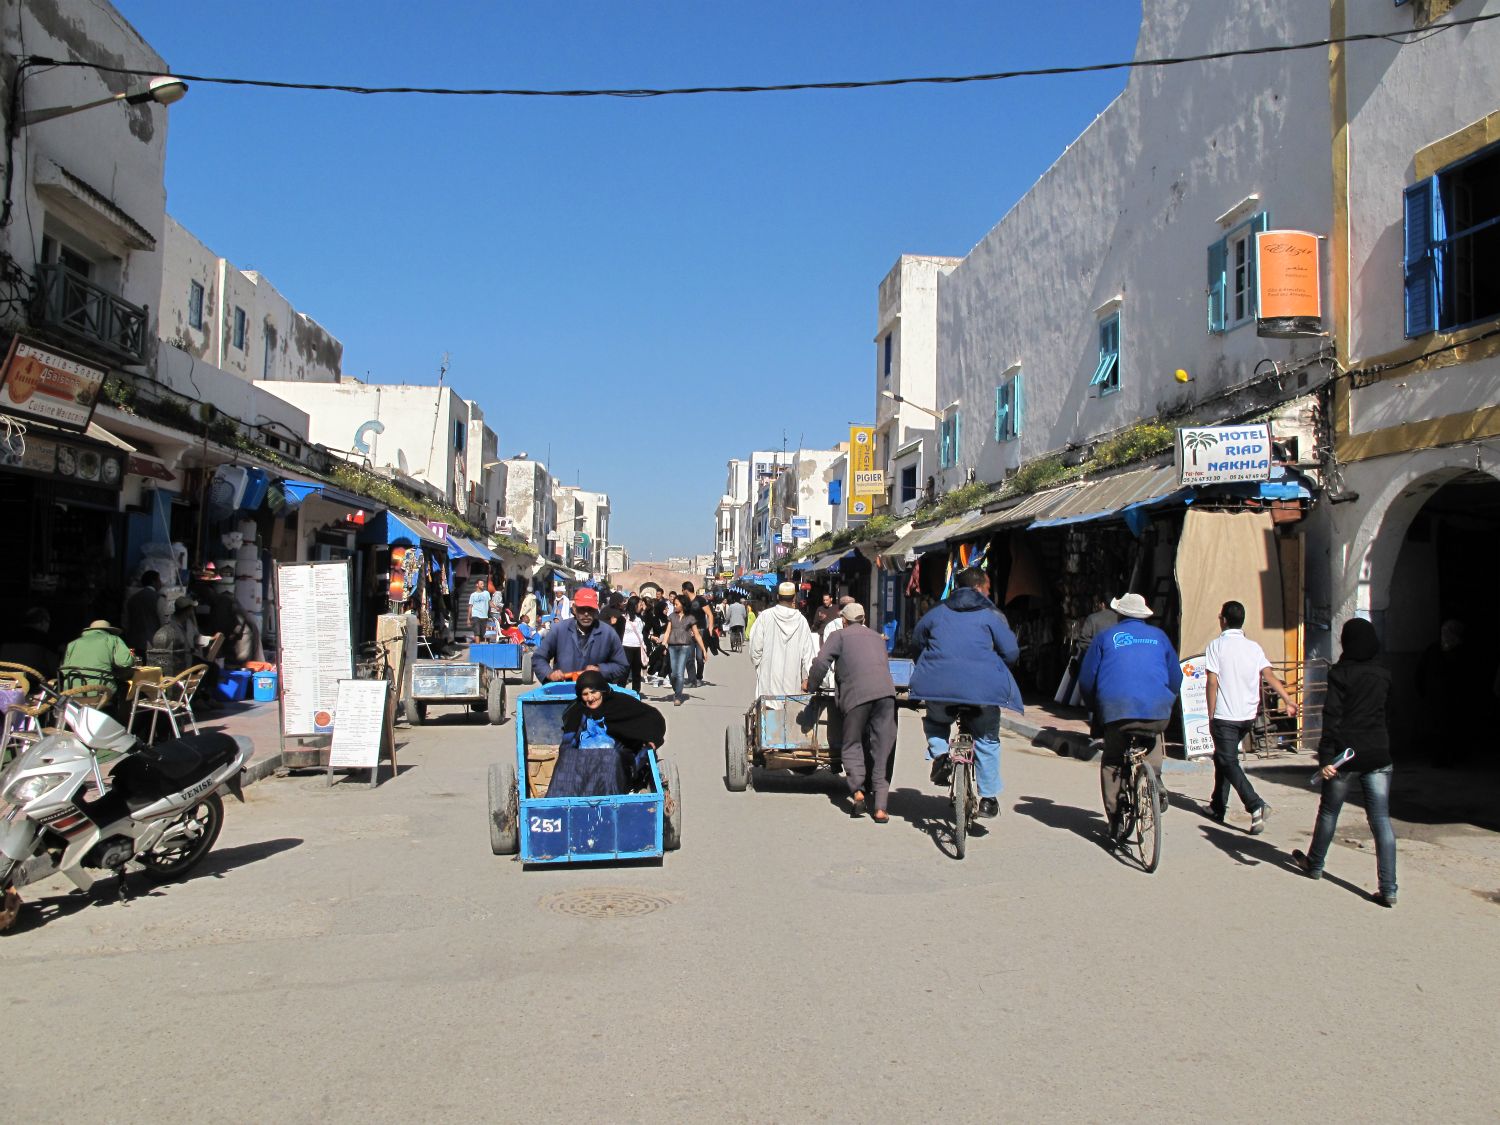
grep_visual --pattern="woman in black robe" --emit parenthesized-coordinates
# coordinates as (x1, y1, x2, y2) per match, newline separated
(547, 671, 668, 797)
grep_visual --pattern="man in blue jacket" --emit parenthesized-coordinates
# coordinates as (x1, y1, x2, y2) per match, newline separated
(1078, 592, 1183, 841)
(533, 587, 629, 685)
(909, 567, 1023, 819)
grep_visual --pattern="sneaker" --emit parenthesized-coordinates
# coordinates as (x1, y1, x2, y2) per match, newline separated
(673, 698, 684, 707)
(1250, 804, 1271, 835)
(977, 797, 999, 819)
(1291, 849, 1323, 880)
(1206, 804, 1226, 824)
(929, 755, 953, 786)
(1374, 893, 1397, 908)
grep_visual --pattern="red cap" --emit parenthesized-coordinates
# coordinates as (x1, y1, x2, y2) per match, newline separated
(573, 588, 599, 610)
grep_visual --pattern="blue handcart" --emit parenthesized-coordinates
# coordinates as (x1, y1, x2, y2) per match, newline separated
(487, 681, 681, 862)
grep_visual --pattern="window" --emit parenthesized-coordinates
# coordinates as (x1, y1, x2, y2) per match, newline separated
(883, 332, 893, 380)
(188, 281, 204, 330)
(233, 306, 247, 350)
(994, 372, 1022, 442)
(454, 420, 466, 452)
(899, 463, 918, 505)
(939, 412, 960, 469)
(1091, 313, 1121, 395)
(1404, 143, 1500, 336)
(262, 325, 274, 378)
(1208, 211, 1268, 332)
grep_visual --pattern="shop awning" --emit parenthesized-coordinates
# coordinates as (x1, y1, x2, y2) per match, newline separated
(445, 534, 494, 561)
(1028, 463, 1185, 529)
(280, 478, 377, 514)
(887, 520, 956, 560)
(464, 537, 501, 562)
(357, 510, 443, 548)
(796, 549, 859, 574)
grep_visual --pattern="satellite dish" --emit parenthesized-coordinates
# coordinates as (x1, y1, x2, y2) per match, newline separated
(396, 448, 410, 475)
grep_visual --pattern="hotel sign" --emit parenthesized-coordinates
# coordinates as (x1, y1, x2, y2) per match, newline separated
(1176, 424, 1272, 486)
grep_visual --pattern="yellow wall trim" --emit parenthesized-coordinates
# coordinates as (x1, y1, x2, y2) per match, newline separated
(1342, 404, 1500, 463)
(1414, 108, 1500, 180)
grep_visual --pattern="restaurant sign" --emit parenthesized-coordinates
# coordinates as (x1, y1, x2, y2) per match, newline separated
(0, 337, 106, 432)
(1176, 424, 1271, 486)
(0, 431, 124, 489)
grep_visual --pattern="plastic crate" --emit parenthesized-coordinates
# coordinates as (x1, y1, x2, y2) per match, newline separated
(216, 669, 252, 702)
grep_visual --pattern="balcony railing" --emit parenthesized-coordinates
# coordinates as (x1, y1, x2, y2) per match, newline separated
(32, 263, 149, 365)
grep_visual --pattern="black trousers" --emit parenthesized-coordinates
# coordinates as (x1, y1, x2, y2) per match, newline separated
(840, 697, 898, 812)
(624, 646, 643, 694)
(1099, 717, 1168, 820)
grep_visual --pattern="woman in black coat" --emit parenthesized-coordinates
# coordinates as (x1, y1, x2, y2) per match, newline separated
(1293, 617, 1398, 906)
(547, 671, 667, 797)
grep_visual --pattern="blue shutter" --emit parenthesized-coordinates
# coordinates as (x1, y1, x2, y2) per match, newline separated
(1248, 211, 1269, 319)
(829, 479, 842, 505)
(1207, 237, 1227, 333)
(993, 385, 1008, 442)
(1014, 374, 1024, 437)
(1404, 176, 1441, 338)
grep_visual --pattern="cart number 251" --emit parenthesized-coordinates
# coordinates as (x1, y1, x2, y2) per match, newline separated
(529, 816, 562, 833)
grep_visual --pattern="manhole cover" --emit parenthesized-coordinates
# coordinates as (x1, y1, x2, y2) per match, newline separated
(540, 888, 672, 919)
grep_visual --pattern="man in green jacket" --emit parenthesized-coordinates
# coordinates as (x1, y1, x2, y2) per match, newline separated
(60, 619, 136, 704)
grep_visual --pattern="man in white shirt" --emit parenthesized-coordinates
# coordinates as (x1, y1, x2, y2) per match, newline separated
(552, 586, 572, 622)
(467, 581, 492, 641)
(1204, 600, 1298, 834)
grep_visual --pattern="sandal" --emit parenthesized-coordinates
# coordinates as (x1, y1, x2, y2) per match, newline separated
(850, 791, 867, 818)
(871, 809, 889, 824)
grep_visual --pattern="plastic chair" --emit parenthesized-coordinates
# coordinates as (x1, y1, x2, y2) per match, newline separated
(129, 663, 207, 742)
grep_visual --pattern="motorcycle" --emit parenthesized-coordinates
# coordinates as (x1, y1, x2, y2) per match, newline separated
(0, 684, 252, 930)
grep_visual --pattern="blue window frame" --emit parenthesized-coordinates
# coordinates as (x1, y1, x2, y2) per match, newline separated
(939, 412, 960, 468)
(1091, 314, 1121, 396)
(233, 306, 247, 350)
(994, 373, 1022, 442)
(1404, 142, 1500, 337)
(188, 281, 204, 330)
(1208, 211, 1269, 332)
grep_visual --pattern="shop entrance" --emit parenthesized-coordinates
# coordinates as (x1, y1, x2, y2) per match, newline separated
(1380, 470, 1500, 758)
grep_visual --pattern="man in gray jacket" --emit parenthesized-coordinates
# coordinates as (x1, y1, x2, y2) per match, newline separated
(805, 602, 898, 822)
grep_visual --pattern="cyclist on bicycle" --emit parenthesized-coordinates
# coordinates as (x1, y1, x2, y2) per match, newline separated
(722, 598, 748, 651)
(1077, 592, 1182, 842)
(909, 566, 1023, 819)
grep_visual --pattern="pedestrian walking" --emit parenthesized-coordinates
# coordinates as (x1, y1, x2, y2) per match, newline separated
(467, 579, 492, 641)
(658, 593, 706, 706)
(1293, 617, 1398, 906)
(122, 570, 163, 656)
(681, 583, 713, 685)
(805, 602, 898, 823)
(811, 591, 838, 633)
(1204, 600, 1298, 834)
(620, 596, 647, 695)
(748, 582, 818, 699)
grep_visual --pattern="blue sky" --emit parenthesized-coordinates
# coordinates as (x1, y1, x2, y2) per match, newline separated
(118, 1, 1142, 558)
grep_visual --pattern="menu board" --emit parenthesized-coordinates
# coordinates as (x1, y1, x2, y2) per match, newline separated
(328, 679, 389, 769)
(275, 561, 354, 736)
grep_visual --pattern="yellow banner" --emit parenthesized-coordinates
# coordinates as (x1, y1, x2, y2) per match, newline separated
(849, 425, 878, 494)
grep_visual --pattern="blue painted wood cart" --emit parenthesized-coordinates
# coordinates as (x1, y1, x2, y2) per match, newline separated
(486, 681, 681, 863)
(724, 693, 836, 793)
(409, 642, 532, 727)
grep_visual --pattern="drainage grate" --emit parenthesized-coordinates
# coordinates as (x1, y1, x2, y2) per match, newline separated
(540, 888, 673, 919)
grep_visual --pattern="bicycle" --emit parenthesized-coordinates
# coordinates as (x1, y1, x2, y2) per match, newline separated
(946, 704, 982, 860)
(729, 625, 744, 654)
(1110, 729, 1164, 873)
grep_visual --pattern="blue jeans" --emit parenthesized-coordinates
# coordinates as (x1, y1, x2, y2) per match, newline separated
(1306, 765, 1397, 899)
(923, 703, 1002, 799)
(668, 644, 692, 699)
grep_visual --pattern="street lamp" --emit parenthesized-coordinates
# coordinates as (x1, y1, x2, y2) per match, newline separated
(18, 75, 188, 128)
(881, 390, 960, 421)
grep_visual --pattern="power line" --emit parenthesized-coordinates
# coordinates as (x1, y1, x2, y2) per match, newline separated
(19, 12, 1498, 102)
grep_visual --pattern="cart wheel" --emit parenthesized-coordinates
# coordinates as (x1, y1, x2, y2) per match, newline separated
(409, 700, 427, 726)
(725, 722, 749, 792)
(488, 759, 519, 855)
(659, 755, 682, 851)
(520, 651, 534, 685)
(487, 678, 507, 725)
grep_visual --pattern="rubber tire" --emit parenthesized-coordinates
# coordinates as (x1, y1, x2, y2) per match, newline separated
(488, 759, 519, 855)
(951, 759, 970, 860)
(139, 794, 224, 882)
(520, 651, 534, 685)
(487, 678, 507, 725)
(725, 722, 750, 792)
(409, 700, 427, 726)
(1133, 764, 1162, 874)
(659, 755, 682, 851)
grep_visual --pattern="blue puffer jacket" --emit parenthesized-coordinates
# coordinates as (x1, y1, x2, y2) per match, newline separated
(908, 587, 1023, 712)
(533, 621, 629, 684)
(1077, 620, 1182, 724)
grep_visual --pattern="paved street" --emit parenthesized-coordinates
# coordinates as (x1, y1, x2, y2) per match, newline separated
(4, 652, 1498, 1123)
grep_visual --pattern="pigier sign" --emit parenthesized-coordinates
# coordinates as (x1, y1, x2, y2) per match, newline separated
(1175, 424, 1272, 486)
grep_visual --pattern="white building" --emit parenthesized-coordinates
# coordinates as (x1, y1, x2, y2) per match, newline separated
(874, 255, 960, 516)
(604, 543, 630, 575)
(497, 454, 553, 551)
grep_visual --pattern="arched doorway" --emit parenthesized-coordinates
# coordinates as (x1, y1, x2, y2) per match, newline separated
(1375, 470, 1500, 758)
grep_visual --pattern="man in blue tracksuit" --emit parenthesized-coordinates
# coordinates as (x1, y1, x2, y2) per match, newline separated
(909, 567, 1023, 819)
(1078, 592, 1183, 840)
(532, 588, 629, 685)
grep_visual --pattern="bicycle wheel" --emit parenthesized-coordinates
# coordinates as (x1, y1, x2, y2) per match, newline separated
(951, 759, 970, 860)
(1132, 764, 1162, 873)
